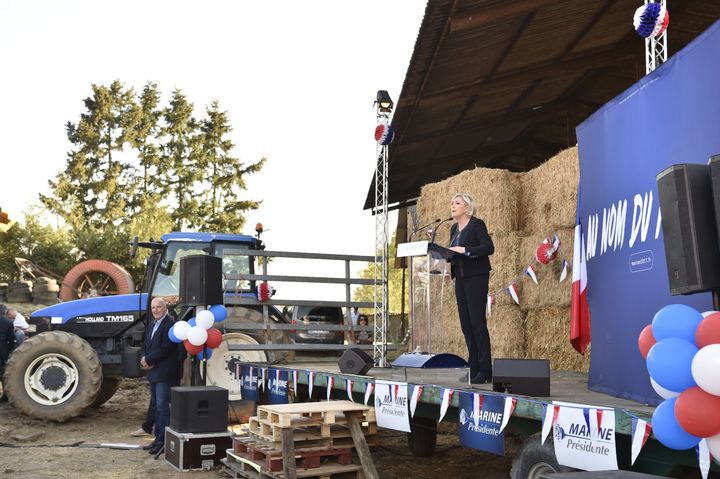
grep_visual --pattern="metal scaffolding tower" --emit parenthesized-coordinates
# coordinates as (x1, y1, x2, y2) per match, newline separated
(645, 0, 668, 74)
(373, 91, 392, 367)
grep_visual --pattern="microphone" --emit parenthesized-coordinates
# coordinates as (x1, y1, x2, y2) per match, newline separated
(410, 218, 442, 240)
(430, 217, 453, 244)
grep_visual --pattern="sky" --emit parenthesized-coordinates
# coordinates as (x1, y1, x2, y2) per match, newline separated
(0, 1, 427, 302)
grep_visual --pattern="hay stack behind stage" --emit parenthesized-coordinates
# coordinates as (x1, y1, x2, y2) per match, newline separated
(413, 146, 588, 372)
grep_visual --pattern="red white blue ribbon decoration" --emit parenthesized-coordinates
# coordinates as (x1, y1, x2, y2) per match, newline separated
(410, 385, 423, 418)
(631, 417, 652, 465)
(507, 283, 520, 305)
(560, 259, 568, 283)
(374, 123, 395, 145)
(326, 376, 334, 401)
(525, 264, 538, 284)
(698, 439, 710, 479)
(439, 388, 454, 422)
(256, 281, 273, 301)
(633, 3, 669, 39)
(346, 379, 354, 402)
(364, 382, 375, 405)
(308, 371, 315, 398)
(499, 397, 517, 433)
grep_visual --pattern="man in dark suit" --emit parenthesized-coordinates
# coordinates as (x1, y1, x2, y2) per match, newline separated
(447, 194, 495, 384)
(141, 297, 178, 454)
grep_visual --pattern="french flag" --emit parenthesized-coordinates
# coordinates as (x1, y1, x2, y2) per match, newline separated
(570, 203, 591, 354)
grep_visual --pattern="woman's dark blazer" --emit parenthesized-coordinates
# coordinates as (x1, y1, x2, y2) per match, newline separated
(448, 216, 494, 279)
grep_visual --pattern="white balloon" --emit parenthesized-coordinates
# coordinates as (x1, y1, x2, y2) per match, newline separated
(650, 377, 681, 399)
(702, 311, 719, 318)
(187, 325, 209, 346)
(196, 310, 215, 330)
(692, 344, 720, 396)
(173, 321, 191, 341)
(708, 434, 720, 465)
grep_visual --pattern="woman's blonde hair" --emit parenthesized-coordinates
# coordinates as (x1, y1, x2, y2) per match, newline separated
(451, 193, 475, 216)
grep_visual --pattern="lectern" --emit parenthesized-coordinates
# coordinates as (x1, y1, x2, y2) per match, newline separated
(396, 240, 458, 353)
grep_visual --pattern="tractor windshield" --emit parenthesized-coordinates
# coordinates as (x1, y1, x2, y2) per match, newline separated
(152, 241, 211, 298)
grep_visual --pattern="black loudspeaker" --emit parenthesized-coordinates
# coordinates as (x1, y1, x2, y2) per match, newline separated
(338, 348, 374, 375)
(170, 386, 228, 433)
(656, 164, 720, 295)
(492, 358, 550, 397)
(179, 255, 223, 306)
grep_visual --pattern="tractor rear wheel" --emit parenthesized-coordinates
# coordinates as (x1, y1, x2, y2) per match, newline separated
(59, 259, 134, 301)
(3, 331, 103, 422)
(91, 376, 122, 408)
(200, 332, 268, 401)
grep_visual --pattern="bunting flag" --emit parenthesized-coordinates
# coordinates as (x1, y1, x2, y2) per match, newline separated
(293, 370, 299, 393)
(326, 376, 334, 401)
(410, 385, 423, 418)
(486, 294, 494, 316)
(346, 379, 354, 402)
(698, 439, 710, 479)
(275, 369, 281, 394)
(552, 234, 561, 251)
(595, 409, 604, 439)
(559, 259, 568, 283)
(249, 366, 254, 388)
(507, 283, 520, 305)
(525, 265, 538, 284)
(541, 404, 560, 445)
(499, 397, 517, 433)
(364, 382, 374, 405)
(630, 417, 652, 465)
(308, 371, 315, 398)
(473, 393, 484, 429)
(260, 368, 267, 391)
(439, 388, 454, 422)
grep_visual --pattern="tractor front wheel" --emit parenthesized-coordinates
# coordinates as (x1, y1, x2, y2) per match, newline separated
(3, 331, 103, 422)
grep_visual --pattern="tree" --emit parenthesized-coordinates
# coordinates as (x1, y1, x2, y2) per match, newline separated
(353, 233, 409, 314)
(196, 101, 265, 233)
(0, 210, 78, 283)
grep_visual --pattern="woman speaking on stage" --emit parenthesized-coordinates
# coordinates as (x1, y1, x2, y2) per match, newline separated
(447, 193, 495, 384)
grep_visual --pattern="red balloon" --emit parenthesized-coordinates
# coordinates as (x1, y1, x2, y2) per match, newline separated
(206, 328, 223, 349)
(638, 324, 656, 359)
(184, 340, 204, 355)
(696, 312, 720, 349)
(675, 386, 720, 438)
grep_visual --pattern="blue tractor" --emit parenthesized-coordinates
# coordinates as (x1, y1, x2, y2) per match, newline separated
(3, 232, 289, 421)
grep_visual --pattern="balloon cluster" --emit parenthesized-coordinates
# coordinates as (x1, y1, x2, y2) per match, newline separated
(638, 304, 720, 457)
(169, 304, 229, 359)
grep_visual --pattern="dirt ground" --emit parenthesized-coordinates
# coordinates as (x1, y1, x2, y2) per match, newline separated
(0, 378, 518, 479)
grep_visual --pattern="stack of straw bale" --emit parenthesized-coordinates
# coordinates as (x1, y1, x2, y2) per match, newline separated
(412, 146, 589, 372)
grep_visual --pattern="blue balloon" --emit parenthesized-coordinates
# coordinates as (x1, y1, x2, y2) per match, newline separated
(209, 305, 228, 323)
(652, 398, 700, 450)
(188, 317, 196, 327)
(197, 348, 213, 360)
(652, 304, 702, 343)
(646, 338, 698, 392)
(168, 325, 181, 343)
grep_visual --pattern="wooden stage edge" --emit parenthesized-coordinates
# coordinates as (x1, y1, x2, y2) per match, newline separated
(242, 361, 655, 437)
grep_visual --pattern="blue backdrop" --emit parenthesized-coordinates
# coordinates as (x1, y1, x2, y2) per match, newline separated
(576, 21, 720, 405)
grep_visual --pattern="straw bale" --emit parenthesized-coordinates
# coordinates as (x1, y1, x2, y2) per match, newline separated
(525, 307, 590, 372)
(520, 146, 579, 233)
(489, 232, 522, 307)
(417, 167, 522, 237)
(488, 306, 526, 359)
(517, 228, 574, 310)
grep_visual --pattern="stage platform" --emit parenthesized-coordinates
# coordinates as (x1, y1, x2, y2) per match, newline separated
(243, 360, 654, 437)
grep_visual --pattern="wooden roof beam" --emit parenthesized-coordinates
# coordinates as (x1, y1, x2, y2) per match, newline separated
(451, 0, 562, 33)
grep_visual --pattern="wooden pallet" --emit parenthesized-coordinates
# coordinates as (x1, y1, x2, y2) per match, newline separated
(233, 438, 353, 472)
(248, 417, 377, 444)
(256, 401, 375, 428)
(224, 450, 364, 479)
